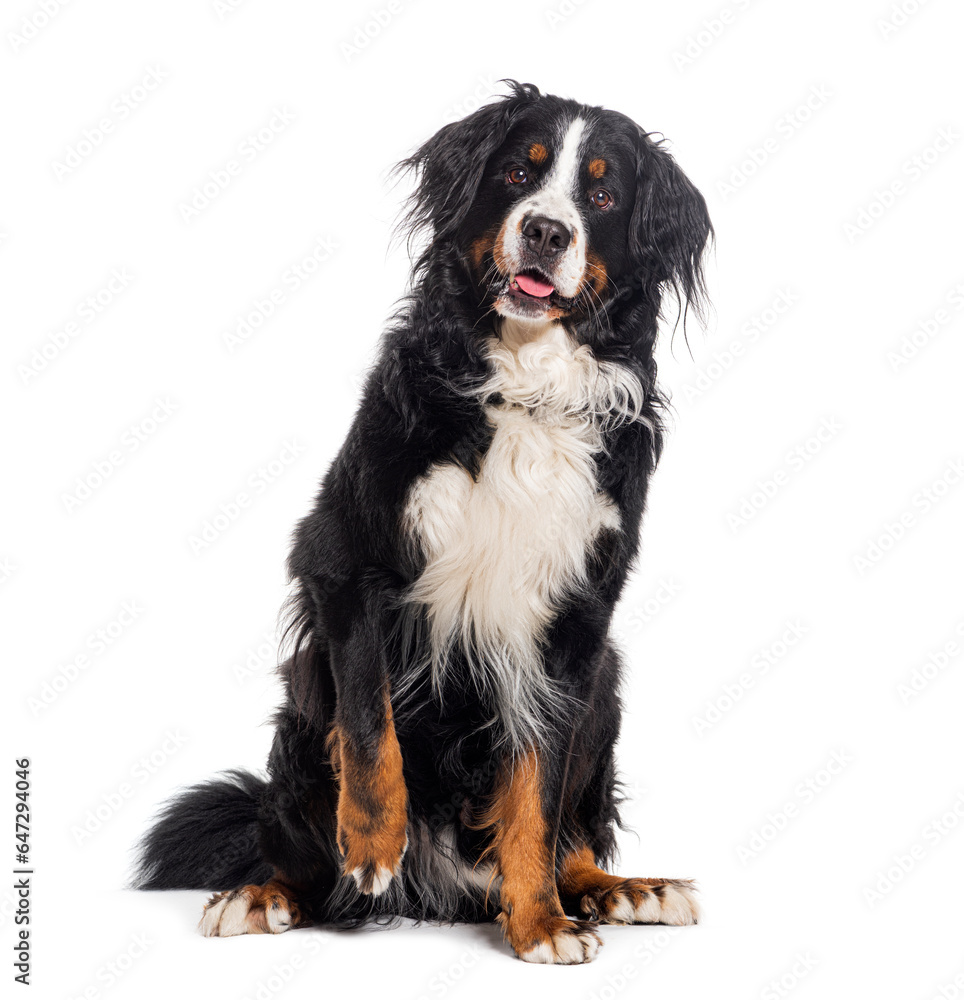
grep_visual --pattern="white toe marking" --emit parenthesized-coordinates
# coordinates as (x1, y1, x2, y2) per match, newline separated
(520, 926, 600, 965)
(554, 931, 588, 965)
(368, 866, 395, 896)
(632, 890, 663, 923)
(607, 893, 636, 924)
(199, 896, 227, 937)
(658, 885, 698, 925)
(581, 930, 601, 962)
(520, 941, 556, 965)
(264, 901, 293, 934)
(350, 864, 396, 896)
(218, 892, 254, 936)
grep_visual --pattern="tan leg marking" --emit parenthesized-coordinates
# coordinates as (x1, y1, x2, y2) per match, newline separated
(480, 751, 601, 965)
(328, 694, 408, 896)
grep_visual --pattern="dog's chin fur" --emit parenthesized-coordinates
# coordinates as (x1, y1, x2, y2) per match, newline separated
(493, 299, 571, 326)
(134, 81, 712, 950)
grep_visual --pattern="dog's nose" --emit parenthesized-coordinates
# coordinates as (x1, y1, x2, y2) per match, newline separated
(522, 216, 572, 256)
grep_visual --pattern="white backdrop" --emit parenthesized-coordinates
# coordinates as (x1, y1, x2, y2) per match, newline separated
(5, 0, 964, 997)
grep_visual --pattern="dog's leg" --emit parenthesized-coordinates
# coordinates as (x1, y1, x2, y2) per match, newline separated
(294, 567, 411, 897)
(328, 687, 408, 896)
(557, 845, 700, 926)
(484, 749, 602, 964)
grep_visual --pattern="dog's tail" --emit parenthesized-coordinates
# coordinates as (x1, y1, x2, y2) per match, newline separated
(132, 769, 272, 890)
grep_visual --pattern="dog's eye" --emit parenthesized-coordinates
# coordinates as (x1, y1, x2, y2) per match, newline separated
(591, 189, 613, 209)
(506, 167, 529, 185)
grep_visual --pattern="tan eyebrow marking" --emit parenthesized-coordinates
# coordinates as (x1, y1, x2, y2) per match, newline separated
(588, 158, 607, 179)
(528, 143, 548, 165)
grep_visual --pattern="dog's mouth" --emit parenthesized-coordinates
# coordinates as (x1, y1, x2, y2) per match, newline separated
(504, 269, 570, 312)
(510, 271, 555, 299)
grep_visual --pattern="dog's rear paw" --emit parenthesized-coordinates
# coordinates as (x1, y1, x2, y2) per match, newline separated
(199, 882, 301, 937)
(579, 878, 700, 926)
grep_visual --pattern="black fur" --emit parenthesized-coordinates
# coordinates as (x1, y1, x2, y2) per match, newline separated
(134, 81, 711, 931)
(135, 770, 271, 890)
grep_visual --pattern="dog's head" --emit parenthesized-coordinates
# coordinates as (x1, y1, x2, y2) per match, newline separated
(400, 81, 712, 332)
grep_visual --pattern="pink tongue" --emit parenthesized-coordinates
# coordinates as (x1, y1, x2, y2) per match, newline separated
(515, 273, 555, 298)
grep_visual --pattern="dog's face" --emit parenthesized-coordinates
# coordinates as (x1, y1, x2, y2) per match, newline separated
(401, 83, 712, 331)
(465, 111, 639, 322)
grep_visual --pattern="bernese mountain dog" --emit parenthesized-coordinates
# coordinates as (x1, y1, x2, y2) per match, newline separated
(135, 81, 712, 965)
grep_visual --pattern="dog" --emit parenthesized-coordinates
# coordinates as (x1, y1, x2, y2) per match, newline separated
(135, 81, 712, 965)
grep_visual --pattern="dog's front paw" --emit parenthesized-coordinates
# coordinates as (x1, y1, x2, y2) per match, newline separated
(579, 878, 700, 926)
(337, 822, 408, 896)
(499, 912, 602, 965)
(199, 882, 301, 937)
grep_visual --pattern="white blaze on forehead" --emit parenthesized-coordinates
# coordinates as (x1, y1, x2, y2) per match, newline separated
(500, 115, 589, 300)
(522, 115, 587, 230)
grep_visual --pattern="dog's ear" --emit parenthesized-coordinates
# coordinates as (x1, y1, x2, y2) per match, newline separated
(397, 81, 538, 254)
(629, 132, 713, 321)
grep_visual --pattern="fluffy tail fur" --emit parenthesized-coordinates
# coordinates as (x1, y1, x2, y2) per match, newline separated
(132, 770, 272, 890)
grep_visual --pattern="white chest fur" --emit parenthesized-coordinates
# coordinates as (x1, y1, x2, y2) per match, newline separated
(402, 321, 643, 746)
